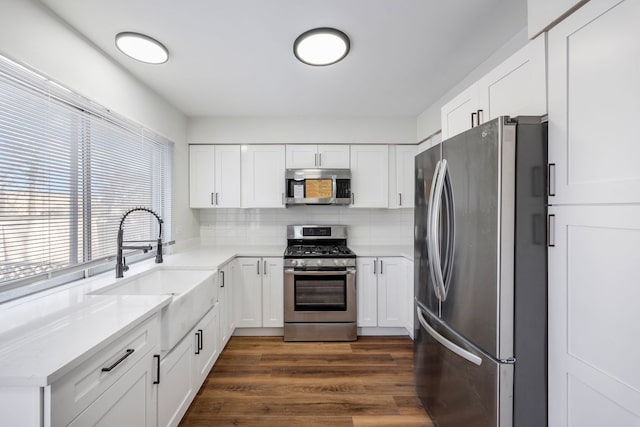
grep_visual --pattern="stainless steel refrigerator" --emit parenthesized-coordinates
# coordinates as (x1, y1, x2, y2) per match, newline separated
(414, 116, 547, 427)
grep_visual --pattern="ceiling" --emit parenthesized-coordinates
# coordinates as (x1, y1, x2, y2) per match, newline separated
(40, 0, 527, 118)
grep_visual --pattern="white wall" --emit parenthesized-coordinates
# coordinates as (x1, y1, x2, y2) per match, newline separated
(0, 0, 199, 241)
(416, 27, 529, 142)
(188, 116, 417, 144)
(200, 207, 413, 247)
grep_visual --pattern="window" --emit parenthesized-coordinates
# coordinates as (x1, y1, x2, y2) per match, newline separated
(0, 55, 173, 298)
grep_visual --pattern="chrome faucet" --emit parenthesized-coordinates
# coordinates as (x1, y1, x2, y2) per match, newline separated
(116, 207, 164, 278)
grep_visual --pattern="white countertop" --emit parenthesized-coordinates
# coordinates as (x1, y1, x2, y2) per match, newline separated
(0, 242, 410, 387)
(350, 245, 414, 260)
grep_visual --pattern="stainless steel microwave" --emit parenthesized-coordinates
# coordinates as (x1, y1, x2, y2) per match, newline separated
(285, 168, 351, 205)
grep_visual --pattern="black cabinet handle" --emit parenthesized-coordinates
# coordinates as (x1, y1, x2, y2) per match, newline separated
(195, 330, 202, 354)
(471, 112, 476, 127)
(476, 109, 483, 125)
(101, 349, 134, 372)
(220, 270, 225, 287)
(198, 329, 203, 351)
(153, 354, 160, 384)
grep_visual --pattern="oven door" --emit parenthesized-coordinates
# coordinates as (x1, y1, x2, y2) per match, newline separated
(284, 267, 356, 323)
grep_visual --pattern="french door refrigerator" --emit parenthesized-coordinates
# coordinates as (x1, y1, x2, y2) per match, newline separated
(414, 116, 547, 427)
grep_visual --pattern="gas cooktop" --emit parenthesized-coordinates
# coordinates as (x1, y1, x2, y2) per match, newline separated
(284, 244, 356, 259)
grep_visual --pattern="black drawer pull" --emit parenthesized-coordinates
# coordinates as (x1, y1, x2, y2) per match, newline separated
(102, 349, 134, 372)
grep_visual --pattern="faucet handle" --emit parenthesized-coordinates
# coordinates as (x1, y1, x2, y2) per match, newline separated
(123, 257, 129, 272)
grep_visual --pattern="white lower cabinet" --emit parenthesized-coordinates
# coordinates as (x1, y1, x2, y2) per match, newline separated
(158, 304, 221, 427)
(157, 330, 196, 427)
(68, 351, 158, 427)
(218, 262, 235, 347)
(234, 257, 284, 328)
(50, 314, 160, 427)
(356, 257, 409, 329)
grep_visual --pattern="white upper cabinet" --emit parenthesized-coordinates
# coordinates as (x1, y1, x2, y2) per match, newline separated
(285, 145, 317, 168)
(441, 34, 547, 140)
(390, 145, 417, 209)
(528, 0, 588, 38)
(189, 145, 241, 208)
(350, 145, 389, 208)
(317, 145, 350, 168)
(241, 145, 286, 208)
(548, 0, 640, 204)
(285, 144, 349, 169)
(441, 84, 480, 140)
(477, 33, 547, 122)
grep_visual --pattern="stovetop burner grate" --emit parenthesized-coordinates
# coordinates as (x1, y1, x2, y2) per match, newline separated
(284, 244, 355, 258)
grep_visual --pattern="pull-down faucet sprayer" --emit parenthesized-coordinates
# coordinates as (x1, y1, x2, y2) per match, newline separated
(116, 207, 163, 278)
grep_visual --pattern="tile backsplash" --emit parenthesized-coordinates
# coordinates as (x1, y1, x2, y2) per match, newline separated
(200, 206, 413, 247)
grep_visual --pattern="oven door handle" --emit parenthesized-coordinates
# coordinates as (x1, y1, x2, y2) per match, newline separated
(284, 269, 354, 276)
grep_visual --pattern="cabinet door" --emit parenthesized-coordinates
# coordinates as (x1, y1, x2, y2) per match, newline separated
(69, 352, 157, 427)
(376, 258, 406, 327)
(234, 257, 263, 327)
(218, 265, 233, 348)
(189, 145, 215, 208)
(441, 84, 479, 140)
(356, 257, 378, 327)
(194, 305, 220, 383)
(317, 144, 350, 168)
(158, 337, 196, 427)
(214, 145, 241, 208)
(548, 205, 640, 427)
(393, 145, 417, 209)
(404, 260, 414, 337)
(286, 144, 318, 168)
(548, 0, 640, 204)
(478, 34, 546, 122)
(350, 145, 389, 208)
(241, 145, 286, 208)
(262, 257, 284, 327)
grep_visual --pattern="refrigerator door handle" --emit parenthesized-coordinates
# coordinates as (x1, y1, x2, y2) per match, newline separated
(417, 306, 482, 366)
(429, 159, 448, 301)
(426, 160, 442, 299)
(441, 166, 455, 297)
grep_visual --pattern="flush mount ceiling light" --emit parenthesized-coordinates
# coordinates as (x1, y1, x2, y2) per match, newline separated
(115, 32, 169, 64)
(293, 28, 350, 66)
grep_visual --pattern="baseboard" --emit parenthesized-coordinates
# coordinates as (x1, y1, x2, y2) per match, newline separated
(233, 327, 284, 337)
(357, 327, 410, 336)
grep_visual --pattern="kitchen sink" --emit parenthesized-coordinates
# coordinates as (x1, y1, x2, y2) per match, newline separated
(89, 266, 217, 351)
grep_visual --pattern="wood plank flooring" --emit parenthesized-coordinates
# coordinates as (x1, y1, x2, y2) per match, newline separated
(179, 336, 433, 427)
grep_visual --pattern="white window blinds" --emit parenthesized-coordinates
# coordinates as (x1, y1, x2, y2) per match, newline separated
(0, 55, 173, 292)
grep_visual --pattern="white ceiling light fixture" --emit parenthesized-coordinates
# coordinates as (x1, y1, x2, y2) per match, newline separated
(293, 28, 350, 66)
(115, 32, 169, 64)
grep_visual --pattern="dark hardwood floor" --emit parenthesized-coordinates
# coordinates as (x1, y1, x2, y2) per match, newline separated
(179, 336, 433, 426)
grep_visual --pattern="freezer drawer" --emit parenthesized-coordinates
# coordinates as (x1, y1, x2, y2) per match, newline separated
(415, 305, 513, 427)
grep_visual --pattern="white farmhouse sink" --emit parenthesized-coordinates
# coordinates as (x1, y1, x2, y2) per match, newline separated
(90, 266, 217, 351)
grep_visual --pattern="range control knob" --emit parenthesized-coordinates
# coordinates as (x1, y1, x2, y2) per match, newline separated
(333, 259, 339, 265)
(291, 260, 298, 266)
(342, 259, 348, 266)
(298, 260, 305, 267)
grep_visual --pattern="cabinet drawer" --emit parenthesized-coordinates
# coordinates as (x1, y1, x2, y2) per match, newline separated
(50, 314, 160, 427)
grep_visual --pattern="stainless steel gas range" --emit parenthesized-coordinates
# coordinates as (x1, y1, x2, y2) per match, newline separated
(283, 225, 357, 341)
